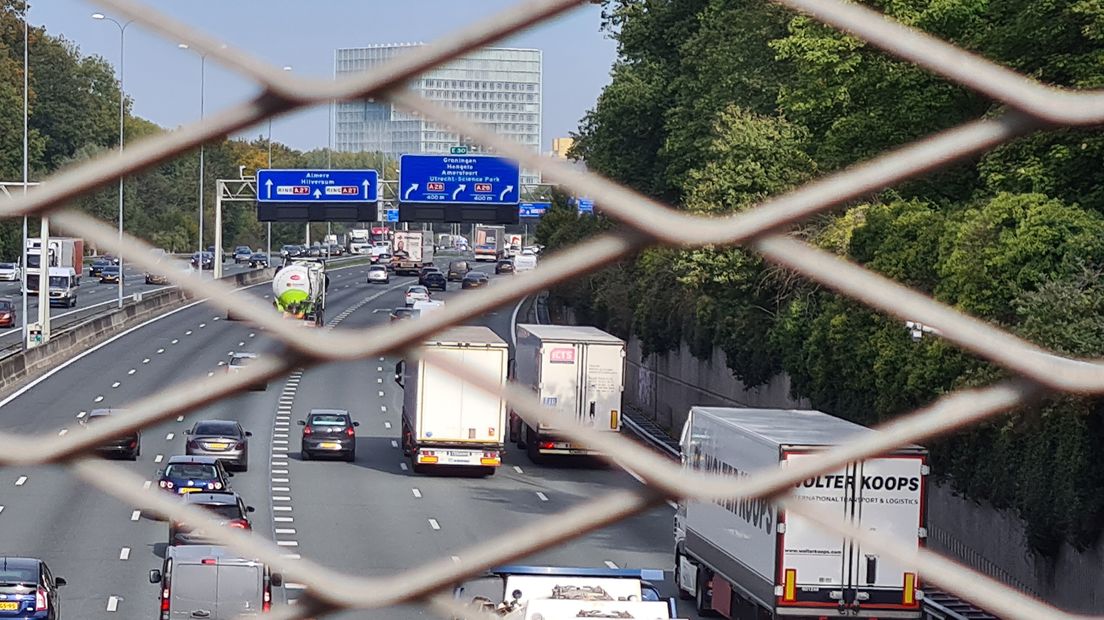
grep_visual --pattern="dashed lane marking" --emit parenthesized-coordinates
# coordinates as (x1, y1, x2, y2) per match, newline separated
(77, 411, 87, 418)
(165, 433, 174, 441)
(58, 429, 67, 437)
(154, 455, 163, 463)
(273, 486, 290, 492)
(94, 395, 104, 403)
(106, 595, 120, 612)
(604, 561, 619, 569)
(273, 506, 292, 512)
(142, 358, 150, 364)
(157, 348, 164, 354)
(127, 369, 135, 375)
(513, 466, 524, 474)
(276, 541, 299, 547)
(275, 528, 296, 535)
(119, 547, 130, 560)
(536, 492, 549, 502)
(274, 516, 294, 523)
(171, 339, 178, 344)
(428, 518, 441, 531)
(176, 416, 184, 422)
(400, 462, 408, 471)
(14, 476, 26, 486)
(112, 381, 121, 388)
(391, 440, 398, 448)
(130, 510, 141, 521)
(412, 488, 422, 498)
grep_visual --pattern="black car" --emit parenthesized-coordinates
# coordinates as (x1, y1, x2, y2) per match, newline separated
(0, 557, 66, 617)
(169, 491, 255, 546)
(280, 244, 300, 258)
(191, 252, 215, 270)
(462, 271, 490, 289)
(232, 246, 252, 263)
(423, 272, 447, 291)
(89, 259, 111, 278)
(248, 253, 269, 268)
(99, 265, 123, 283)
(299, 409, 359, 462)
(418, 266, 442, 285)
(184, 419, 252, 471)
(495, 260, 515, 275)
(447, 260, 471, 281)
(157, 455, 233, 495)
(83, 408, 140, 461)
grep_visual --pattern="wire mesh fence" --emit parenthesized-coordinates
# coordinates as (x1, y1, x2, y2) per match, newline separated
(3, 0, 1103, 617)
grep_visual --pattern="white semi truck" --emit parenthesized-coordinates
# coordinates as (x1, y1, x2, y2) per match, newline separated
(347, 228, 372, 254)
(395, 326, 509, 475)
(25, 237, 83, 292)
(511, 325, 625, 462)
(675, 407, 928, 620)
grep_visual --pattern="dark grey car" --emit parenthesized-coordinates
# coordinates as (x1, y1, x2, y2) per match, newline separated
(299, 409, 359, 462)
(83, 408, 140, 460)
(169, 492, 254, 546)
(184, 420, 251, 472)
(151, 545, 281, 619)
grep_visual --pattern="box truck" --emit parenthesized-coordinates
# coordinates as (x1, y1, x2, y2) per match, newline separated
(511, 325, 625, 462)
(395, 326, 509, 475)
(474, 225, 504, 262)
(674, 407, 928, 620)
(392, 230, 432, 275)
(25, 237, 83, 291)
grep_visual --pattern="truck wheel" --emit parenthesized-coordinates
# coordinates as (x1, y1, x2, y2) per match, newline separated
(674, 551, 693, 600)
(526, 427, 543, 464)
(695, 566, 716, 617)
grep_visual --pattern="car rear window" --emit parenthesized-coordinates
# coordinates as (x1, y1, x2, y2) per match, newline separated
(0, 567, 37, 584)
(369, 266, 386, 272)
(164, 464, 218, 479)
(0, 263, 13, 269)
(194, 422, 238, 436)
(197, 504, 242, 520)
(309, 414, 348, 427)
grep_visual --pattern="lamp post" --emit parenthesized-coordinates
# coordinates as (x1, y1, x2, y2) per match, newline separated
(178, 43, 207, 265)
(267, 66, 292, 259)
(21, 0, 28, 348)
(92, 12, 132, 309)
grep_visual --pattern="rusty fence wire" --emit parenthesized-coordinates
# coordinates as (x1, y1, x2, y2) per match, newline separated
(4, 0, 1104, 618)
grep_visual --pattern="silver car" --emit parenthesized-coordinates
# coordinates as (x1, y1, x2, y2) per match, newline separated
(184, 420, 252, 472)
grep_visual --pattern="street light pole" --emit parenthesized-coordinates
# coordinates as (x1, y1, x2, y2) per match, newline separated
(179, 44, 207, 269)
(92, 12, 132, 309)
(21, 0, 29, 348)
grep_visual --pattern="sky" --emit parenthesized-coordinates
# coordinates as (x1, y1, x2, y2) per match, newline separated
(27, 0, 619, 153)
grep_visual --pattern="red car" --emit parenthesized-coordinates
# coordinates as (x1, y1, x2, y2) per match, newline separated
(0, 298, 16, 328)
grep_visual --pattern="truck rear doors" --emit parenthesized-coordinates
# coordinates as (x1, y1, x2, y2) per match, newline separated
(779, 452, 925, 616)
(169, 561, 263, 618)
(539, 342, 623, 432)
(418, 346, 505, 443)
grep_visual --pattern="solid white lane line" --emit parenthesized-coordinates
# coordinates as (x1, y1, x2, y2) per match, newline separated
(428, 519, 441, 530)
(154, 455, 163, 463)
(536, 492, 549, 502)
(513, 466, 524, 474)
(604, 561, 619, 569)
(165, 433, 174, 440)
(130, 510, 141, 521)
(106, 595, 120, 612)
(412, 488, 422, 498)
(119, 547, 130, 560)
(14, 476, 26, 486)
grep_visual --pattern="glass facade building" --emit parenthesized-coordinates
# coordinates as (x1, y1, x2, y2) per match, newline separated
(334, 44, 543, 185)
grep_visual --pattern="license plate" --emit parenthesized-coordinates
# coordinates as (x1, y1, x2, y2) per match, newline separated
(318, 442, 340, 449)
(0, 602, 19, 610)
(179, 487, 201, 494)
(206, 443, 228, 450)
(447, 451, 472, 457)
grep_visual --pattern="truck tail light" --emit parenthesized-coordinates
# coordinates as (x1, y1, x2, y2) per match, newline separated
(480, 451, 500, 466)
(610, 410, 619, 429)
(903, 572, 916, 605)
(418, 451, 438, 464)
(540, 441, 555, 450)
(782, 568, 797, 602)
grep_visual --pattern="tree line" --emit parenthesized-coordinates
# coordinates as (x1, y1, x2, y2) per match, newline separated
(538, 0, 1104, 555)
(0, 2, 392, 261)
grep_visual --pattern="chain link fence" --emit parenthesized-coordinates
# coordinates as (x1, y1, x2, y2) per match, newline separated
(3, 0, 1102, 617)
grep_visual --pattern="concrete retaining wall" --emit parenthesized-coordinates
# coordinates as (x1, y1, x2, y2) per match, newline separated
(0, 267, 275, 400)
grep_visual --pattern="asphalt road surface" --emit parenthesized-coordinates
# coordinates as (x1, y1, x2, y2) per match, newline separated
(0, 258, 693, 619)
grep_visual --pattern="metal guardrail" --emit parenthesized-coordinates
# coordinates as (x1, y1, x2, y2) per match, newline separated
(0, 0, 1098, 618)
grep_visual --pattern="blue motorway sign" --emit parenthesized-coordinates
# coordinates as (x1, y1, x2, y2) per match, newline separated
(257, 169, 378, 203)
(384, 209, 399, 223)
(399, 154, 520, 205)
(519, 201, 551, 218)
(576, 197, 595, 214)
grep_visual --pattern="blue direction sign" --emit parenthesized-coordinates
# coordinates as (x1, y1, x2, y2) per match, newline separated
(399, 154, 520, 205)
(384, 209, 399, 222)
(257, 169, 378, 203)
(576, 197, 595, 214)
(519, 202, 551, 218)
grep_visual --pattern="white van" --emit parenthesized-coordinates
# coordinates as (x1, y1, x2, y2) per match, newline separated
(47, 267, 78, 308)
(150, 545, 281, 619)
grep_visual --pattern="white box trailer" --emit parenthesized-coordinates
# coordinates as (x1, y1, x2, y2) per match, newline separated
(674, 407, 928, 620)
(511, 324, 625, 462)
(396, 326, 509, 475)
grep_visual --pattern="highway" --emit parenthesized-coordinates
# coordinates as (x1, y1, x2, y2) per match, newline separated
(0, 257, 691, 619)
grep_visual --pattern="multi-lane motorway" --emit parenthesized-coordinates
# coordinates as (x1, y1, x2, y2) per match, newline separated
(0, 258, 688, 619)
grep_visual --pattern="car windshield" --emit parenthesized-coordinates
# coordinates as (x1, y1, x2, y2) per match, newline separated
(48, 276, 68, 287)
(408, 287, 427, 294)
(193, 422, 238, 436)
(102, 266, 119, 274)
(309, 414, 348, 426)
(196, 503, 241, 520)
(369, 266, 385, 272)
(164, 463, 218, 479)
(0, 567, 37, 585)
(0, 301, 13, 310)
(0, 263, 14, 269)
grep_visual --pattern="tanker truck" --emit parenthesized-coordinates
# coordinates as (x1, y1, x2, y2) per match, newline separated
(272, 259, 328, 326)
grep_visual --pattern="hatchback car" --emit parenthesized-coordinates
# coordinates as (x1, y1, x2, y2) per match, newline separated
(447, 260, 471, 281)
(0, 298, 16, 328)
(0, 556, 66, 618)
(389, 307, 415, 321)
(89, 259, 110, 278)
(225, 352, 266, 391)
(404, 285, 430, 306)
(83, 408, 140, 461)
(462, 272, 490, 289)
(158, 455, 233, 494)
(367, 265, 390, 283)
(0, 262, 20, 282)
(495, 260, 515, 275)
(184, 420, 252, 471)
(169, 491, 255, 546)
(423, 272, 447, 291)
(299, 409, 359, 461)
(99, 265, 122, 283)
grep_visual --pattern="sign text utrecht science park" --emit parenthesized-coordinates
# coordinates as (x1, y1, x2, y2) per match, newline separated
(399, 155, 520, 205)
(257, 169, 378, 203)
